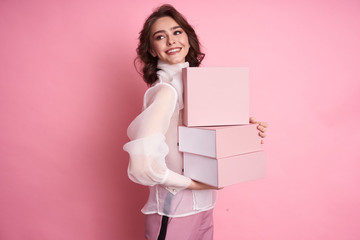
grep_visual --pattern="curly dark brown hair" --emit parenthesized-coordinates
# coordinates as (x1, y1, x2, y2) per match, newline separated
(135, 4, 205, 86)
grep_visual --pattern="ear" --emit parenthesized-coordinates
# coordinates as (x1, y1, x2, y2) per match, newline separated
(149, 49, 157, 58)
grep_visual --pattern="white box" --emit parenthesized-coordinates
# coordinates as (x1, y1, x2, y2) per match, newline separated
(183, 67, 249, 127)
(179, 124, 262, 159)
(183, 151, 266, 187)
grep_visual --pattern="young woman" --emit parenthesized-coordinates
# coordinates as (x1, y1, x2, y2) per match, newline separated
(123, 4, 268, 240)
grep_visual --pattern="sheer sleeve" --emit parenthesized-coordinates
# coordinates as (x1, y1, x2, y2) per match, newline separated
(123, 83, 191, 194)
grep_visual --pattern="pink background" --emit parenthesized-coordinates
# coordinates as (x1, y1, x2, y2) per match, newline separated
(1, 0, 360, 239)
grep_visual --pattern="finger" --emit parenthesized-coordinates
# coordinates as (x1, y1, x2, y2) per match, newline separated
(260, 122, 269, 128)
(261, 139, 264, 144)
(249, 117, 257, 123)
(259, 132, 266, 138)
(257, 125, 267, 133)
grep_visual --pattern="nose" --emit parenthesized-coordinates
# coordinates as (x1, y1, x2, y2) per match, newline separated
(167, 37, 175, 46)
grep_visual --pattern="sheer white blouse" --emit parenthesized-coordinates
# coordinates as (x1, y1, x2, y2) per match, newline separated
(123, 60, 217, 217)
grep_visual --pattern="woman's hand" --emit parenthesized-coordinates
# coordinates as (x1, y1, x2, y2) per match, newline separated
(250, 117, 268, 144)
(188, 179, 223, 190)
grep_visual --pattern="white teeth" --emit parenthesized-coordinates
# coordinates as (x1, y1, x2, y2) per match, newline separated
(168, 48, 180, 53)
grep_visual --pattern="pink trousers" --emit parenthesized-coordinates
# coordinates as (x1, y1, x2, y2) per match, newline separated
(144, 209, 214, 240)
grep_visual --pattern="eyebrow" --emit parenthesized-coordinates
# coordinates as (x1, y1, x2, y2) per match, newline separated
(152, 26, 182, 37)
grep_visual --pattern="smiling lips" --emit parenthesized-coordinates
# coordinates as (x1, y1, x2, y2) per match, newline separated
(166, 47, 181, 55)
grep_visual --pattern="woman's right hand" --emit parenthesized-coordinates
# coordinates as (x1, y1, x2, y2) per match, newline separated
(188, 179, 223, 190)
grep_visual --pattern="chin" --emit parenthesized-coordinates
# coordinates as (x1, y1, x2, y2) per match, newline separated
(159, 55, 186, 65)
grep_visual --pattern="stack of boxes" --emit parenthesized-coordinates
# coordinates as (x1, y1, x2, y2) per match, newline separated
(178, 67, 266, 188)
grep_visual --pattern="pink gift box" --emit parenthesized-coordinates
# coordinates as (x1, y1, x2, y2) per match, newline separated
(182, 67, 249, 127)
(178, 124, 262, 159)
(183, 151, 266, 188)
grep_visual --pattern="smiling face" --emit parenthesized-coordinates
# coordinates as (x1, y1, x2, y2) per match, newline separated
(149, 16, 190, 65)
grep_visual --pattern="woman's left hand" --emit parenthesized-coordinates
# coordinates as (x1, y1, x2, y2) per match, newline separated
(250, 117, 268, 144)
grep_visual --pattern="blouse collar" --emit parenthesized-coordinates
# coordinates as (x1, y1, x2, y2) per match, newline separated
(156, 60, 189, 110)
(157, 60, 189, 76)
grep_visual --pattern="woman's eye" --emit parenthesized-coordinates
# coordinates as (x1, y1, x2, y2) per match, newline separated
(155, 35, 165, 40)
(174, 30, 182, 35)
